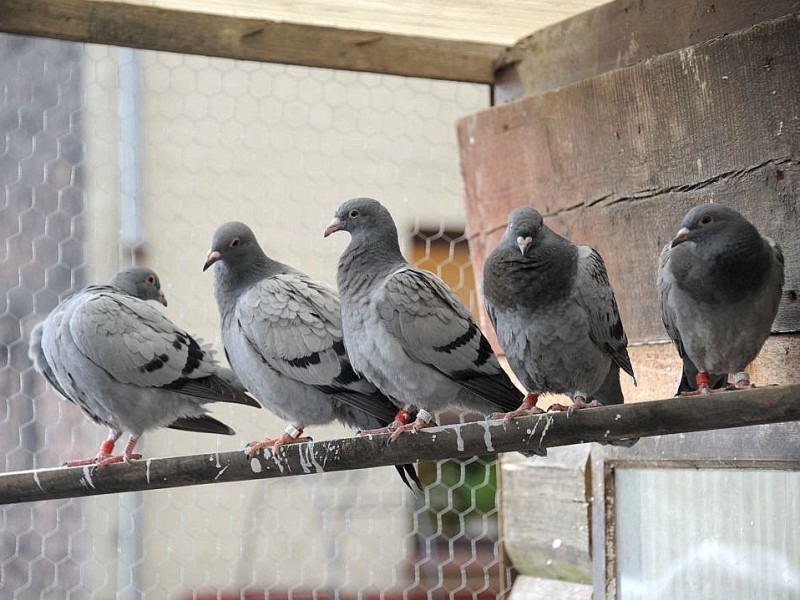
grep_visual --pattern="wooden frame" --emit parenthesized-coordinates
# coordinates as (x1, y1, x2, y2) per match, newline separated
(602, 458, 800, 599)
(0, 0, 507, 83)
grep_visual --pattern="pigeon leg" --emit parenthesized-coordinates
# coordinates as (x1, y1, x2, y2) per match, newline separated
(491, 393, 543, 422)
(679, 371, 729, 396)
(360, 409, 411, 436)
(389, 409, 437, 442)
(549, 394, 600, 412)
(93, 435, 144, 469)
(734, 371, 754, 389)
(64, 429, 125, 467)
(247, 424, 311, 456)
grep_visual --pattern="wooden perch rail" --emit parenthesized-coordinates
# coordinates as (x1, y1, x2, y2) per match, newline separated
(2, 384, 799, 505)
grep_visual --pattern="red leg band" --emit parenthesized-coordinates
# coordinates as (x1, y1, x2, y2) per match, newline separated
(395, 410, 410, 424)
(696, 372, 711, 387)
(522, 393, 539, 407)
(99, 440, 115, 455)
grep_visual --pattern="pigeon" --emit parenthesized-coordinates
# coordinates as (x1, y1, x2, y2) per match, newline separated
(204, 221, 422, 490)
(28, 267, 260, 467)
(324, 198, 524, 441)
(658, 203, 784, 394)
(482, 206, 636, 418)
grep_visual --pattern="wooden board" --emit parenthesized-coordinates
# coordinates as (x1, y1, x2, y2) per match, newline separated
(459, 14, 800, 345)
(502, 446, 593, 582)
(104, 0, 611, 46)
(0, 0, 502, 83)
(508, 575, 592, 600)
(497, 0, 799, 98)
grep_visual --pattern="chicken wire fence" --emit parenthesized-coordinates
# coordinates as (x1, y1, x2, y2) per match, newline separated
(0, 33, 516, 599)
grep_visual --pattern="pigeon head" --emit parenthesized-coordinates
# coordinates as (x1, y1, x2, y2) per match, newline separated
(109, 267, 167, 306)
(324, 197, 398, 241)
(670, 204, 756, 249)
(505, 206, 544, 256)
(204, 221, 261, 272)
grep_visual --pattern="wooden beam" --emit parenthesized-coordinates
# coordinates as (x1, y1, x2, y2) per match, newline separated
(0, 0, 505, 83)
(496, 0, 800, 98)
(1, 383, 798, 505)
(0, 0, 614, 47)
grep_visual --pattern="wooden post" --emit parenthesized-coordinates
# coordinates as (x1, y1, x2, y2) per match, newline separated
(459, 12, 800, 402)
(458, 8, 800, 598)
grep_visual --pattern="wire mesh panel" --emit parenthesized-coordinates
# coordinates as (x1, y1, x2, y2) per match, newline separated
(0, 33, 517, 599)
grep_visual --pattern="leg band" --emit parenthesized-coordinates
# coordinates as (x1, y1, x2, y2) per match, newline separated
(284, 424, 303, 439)
(417, 409, 434, 424)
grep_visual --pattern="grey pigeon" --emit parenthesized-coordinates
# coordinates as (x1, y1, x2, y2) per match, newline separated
(324, 198, 524, 441)
(658, 203, 784, 394)
(204, 221, 422, 490)
(482, 206, 636, 418)
(28, 267, 259, 467)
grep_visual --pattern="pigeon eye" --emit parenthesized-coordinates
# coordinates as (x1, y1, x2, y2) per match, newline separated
(146, 275, 155, 284)
(349, 209, 360, 218)
(230, 238, 241, 248)
(699, 215, 713, 225)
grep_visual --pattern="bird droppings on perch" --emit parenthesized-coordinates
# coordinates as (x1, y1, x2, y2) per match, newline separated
(1, 383, 799, 505)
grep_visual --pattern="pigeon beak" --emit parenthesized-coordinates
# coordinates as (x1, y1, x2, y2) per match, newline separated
(671, 227, 690, 248)
(516, 235, 533, 255)
(157, 290, 168, 307)
(324, 217, 342, 238)
(203, 250, 221, 271)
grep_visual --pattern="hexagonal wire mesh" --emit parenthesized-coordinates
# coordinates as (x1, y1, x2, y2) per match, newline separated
(1, 33, 515, 598)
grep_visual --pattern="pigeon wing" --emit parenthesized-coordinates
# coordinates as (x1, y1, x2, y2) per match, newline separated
(574, 245, 636, 381)
(68, 290, 218, 389)
(377, 267, 513, 401)
(233, 274, 355, 388)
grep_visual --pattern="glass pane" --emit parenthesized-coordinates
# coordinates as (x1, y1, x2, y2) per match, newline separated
(616, 468, 800, 600)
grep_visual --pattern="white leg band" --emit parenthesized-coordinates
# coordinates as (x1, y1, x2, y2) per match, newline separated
(284, 424, 302, 438)
(734, 372, 750, 384)
(417, 409, 434, 424)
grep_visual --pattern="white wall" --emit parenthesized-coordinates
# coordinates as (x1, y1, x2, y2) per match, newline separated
(81, 45, 488, 594)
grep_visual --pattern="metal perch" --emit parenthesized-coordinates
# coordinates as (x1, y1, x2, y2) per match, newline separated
(2, 383, 798, 505)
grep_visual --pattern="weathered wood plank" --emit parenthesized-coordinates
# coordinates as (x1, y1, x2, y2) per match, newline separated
(622, 336, 800, 404)
(459, 14, 800, 343)
(497, 0, 799, 98)
(502, 446, 593, 582)
(508, 575, 592, 600)
(0, 0, 503, 83)
(1, 384, 799, 505)
(470, 163, 800, 346)
(93, 0, 610, 46)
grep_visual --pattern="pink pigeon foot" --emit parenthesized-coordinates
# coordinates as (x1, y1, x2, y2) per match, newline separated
(491, 393, 543, 422)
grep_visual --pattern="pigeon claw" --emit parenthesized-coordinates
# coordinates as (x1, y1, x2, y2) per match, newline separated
(64, 456, 105, 468)
(359, 425, 395, 436)
(247, 434, 311, 457)
(94, 453, 143, 470)
(680, 371, 730, 396)
(361, 409, 413, 436)
(492, 393, 542, 422)
(495, 405, 545, 423)
(388, 418, 434, 443)
(549, 396, 600, 412)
